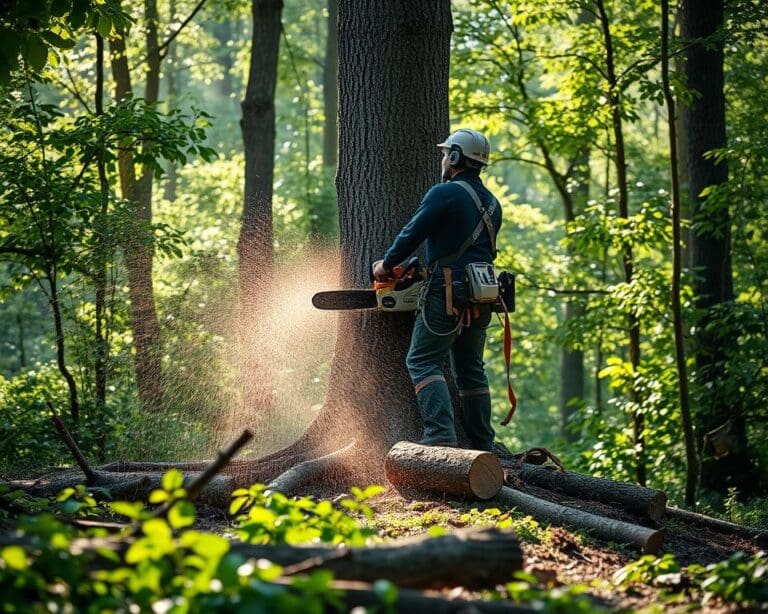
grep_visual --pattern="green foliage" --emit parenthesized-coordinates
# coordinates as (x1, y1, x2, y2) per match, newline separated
(459, 507, 547, 543)
(230, 483, 383, 546)
(615, 551, 768, 608)
(687, 552, 768, 606)
(0, 0, 130, 85)
(612, 553, 680, 588)
(0, 363, 70, 471)
(0, 502, 358, 612)
(503, 570, 607, 613)
(0, 476, 399, 612)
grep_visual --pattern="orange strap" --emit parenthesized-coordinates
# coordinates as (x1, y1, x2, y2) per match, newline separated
(500, 305, 518, 426)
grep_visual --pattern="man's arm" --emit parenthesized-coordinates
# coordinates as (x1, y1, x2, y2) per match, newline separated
(380, 185, 447, 272)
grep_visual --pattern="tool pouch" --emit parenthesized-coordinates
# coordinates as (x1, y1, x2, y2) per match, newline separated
(465, 262, 499, 303)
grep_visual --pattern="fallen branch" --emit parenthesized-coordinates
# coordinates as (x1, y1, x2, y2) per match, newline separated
(385, 441, 504, 500)
(494, 486, 664, 554)
(666, 507, 768, 548)
(319, 580, 538, 612)
(503, 462, 667, 521)
(186, 429, 253, 501)
(48, 403, 96, 483)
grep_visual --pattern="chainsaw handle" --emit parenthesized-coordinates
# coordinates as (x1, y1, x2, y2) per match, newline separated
(371, 256, 420, 282)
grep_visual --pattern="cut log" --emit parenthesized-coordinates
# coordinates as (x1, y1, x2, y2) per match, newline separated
(494, 486, 664, 554)
(237, 526, 522, 589)
(504, 462, 667, 521)
(385, 441, 503, 500)
(666, 507, 768, 548)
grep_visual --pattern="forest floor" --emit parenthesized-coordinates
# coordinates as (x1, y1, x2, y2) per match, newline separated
(356, 488, 768, 613)
(199, 481, 762, 614)
(355, 487, 766, 613)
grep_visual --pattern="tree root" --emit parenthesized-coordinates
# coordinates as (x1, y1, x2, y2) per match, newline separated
(267, 440, 360, 496)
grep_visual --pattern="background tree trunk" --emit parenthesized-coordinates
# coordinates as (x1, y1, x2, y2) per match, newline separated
(681, 0, 755, 496)
(109, 7, 164, 411)
(237, 0, 283, 415)
(309, 0, 339, 242)
(596, 0, 645, 485)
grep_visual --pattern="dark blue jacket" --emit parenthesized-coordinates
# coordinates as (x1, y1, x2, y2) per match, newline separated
(382, 170, 502, 276)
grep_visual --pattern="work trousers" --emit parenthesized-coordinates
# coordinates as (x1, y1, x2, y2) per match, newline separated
(406, 286, 496, 451)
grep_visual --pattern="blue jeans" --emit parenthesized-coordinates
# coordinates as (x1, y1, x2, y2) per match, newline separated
(406, 285, 495, 450)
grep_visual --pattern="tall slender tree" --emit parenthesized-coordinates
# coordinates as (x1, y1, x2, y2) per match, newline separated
(238, 0, 283, 415)
(109, 1, 164, 411)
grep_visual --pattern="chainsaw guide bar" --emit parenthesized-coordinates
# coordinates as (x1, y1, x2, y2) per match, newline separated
(311, 289, 379, 310)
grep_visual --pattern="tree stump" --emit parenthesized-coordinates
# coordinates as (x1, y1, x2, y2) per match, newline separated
(385, 441, 503, 500)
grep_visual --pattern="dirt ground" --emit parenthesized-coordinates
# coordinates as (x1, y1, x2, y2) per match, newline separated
(344, 486, 767, 613)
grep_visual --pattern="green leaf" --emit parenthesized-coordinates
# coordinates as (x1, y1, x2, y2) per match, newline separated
(0, 28, 21, 65)
(24, 35, 49, 72)
(161, 469, 185, 492)
(168, 500, 196, 529)
(427, 525, 447, 537)
(40, 30, 76, 50)
(110, 501, 145, 519)
(149, 490, 169, 504)
(1, 546, 28, 570)
(96, 14, 112, 38)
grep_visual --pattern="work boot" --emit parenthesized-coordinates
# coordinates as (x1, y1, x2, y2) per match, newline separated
(460, 392, 495, 451)
(416, 381, 458, 447)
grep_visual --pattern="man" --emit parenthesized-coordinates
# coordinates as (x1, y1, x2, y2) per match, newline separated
(373, 128, 502, 450)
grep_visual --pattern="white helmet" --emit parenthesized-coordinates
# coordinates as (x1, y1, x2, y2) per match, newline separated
(437, 129, 490, 166)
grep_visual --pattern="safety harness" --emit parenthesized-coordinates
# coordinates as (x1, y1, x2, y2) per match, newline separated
(424, 180, 518, 426)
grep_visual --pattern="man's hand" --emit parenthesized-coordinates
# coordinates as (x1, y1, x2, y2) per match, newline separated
(372, 259, 392, 281)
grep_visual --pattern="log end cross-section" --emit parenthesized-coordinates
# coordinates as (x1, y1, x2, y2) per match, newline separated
(385, 441, 504, 500)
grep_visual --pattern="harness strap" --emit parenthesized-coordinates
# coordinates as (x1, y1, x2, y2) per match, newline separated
(454, 181, 498, 257)
(433, 182, 498, 268)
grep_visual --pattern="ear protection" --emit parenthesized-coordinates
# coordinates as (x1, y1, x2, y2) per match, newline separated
(448, 145, 464, 167)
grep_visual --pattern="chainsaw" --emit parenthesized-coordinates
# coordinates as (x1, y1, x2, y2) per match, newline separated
(312, 256, 425, 312)
(311, 256, 515, 314)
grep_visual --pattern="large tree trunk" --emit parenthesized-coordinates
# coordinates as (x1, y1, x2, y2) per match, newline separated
(661, 0, 697, 507)
(237, 0, 282, 416)
(285, 0, 452, 473)
(331, 0, 452, 452)
(681, 0, 755, 496)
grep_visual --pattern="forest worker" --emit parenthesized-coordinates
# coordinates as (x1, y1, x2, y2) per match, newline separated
(373, 128, 502, 451)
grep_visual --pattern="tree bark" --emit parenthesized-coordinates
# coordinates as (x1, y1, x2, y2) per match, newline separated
(681, 0, 756, 497)
(506, 462, 667, 521)
(109, 5, 164, 411)
(385, 441, 504, 500)
(237, 0, 282, 415)
(596, 0, 645, 485)
(63, 527, 521, 590)
(661, 0, 698, 507)
(289, 0, 452, 467)
(494, 486, 664, 554)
